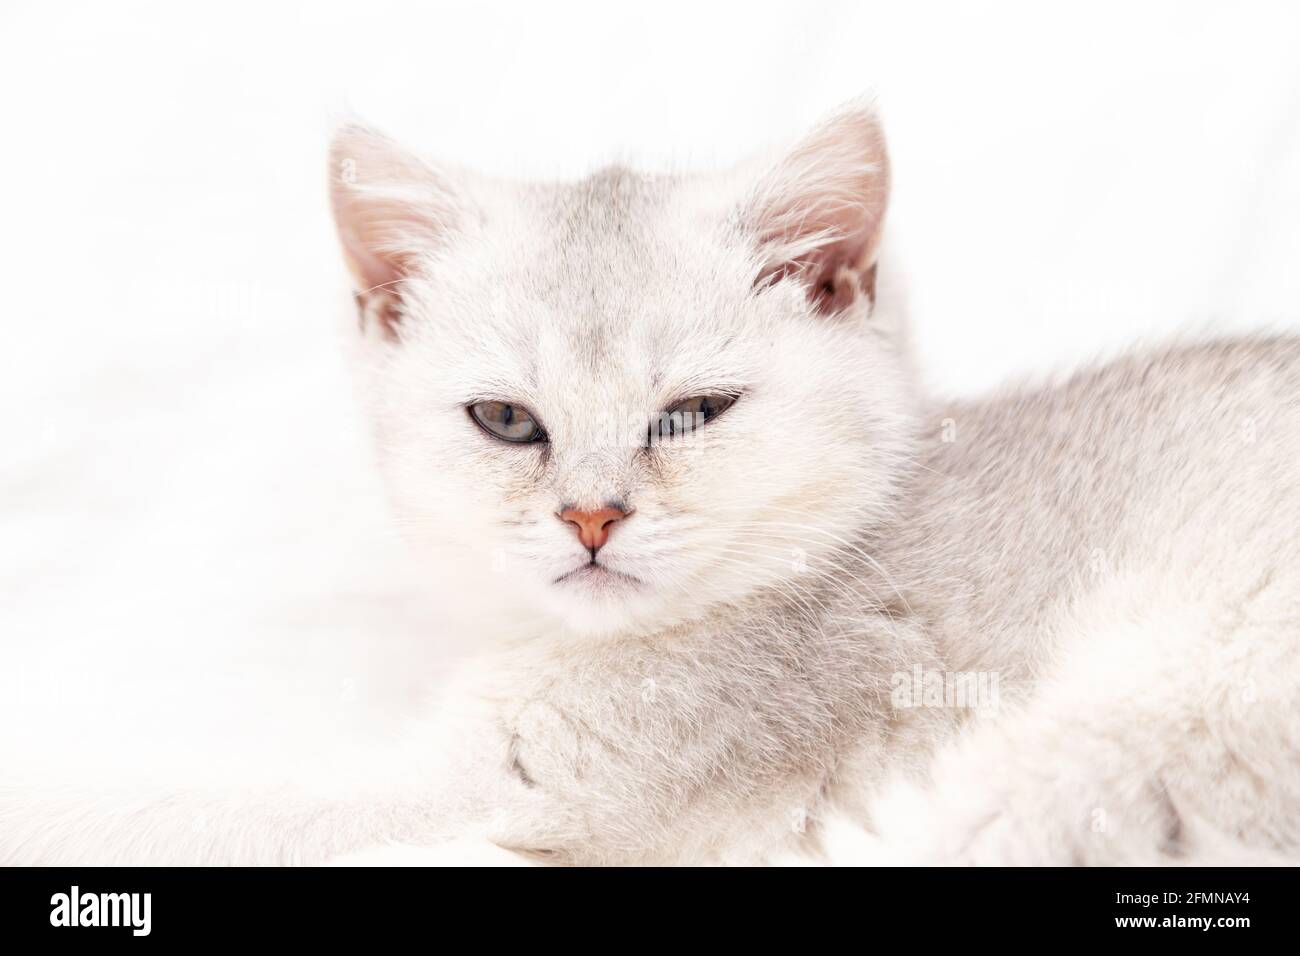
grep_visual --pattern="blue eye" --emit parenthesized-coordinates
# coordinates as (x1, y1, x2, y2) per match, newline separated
(469, 401, 547, 443)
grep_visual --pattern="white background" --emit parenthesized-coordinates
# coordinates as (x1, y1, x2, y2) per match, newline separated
(2, 2, 1298, 795)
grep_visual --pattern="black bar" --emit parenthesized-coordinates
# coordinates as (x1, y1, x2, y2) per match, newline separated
(0, 866, 1292, 944)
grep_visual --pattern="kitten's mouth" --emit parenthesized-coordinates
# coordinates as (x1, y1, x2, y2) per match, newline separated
(553, 562, 643, 588)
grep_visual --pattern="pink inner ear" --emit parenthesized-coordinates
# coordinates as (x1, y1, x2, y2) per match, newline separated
(746, 105, 890, 315)
(332, 181, 427, 338)
(328, 124, 463, 335)
(335, 216, 406, 295)
(352, 287, 404, 338)
(756, 232, 876, 314)
(333, 188, 420, 338)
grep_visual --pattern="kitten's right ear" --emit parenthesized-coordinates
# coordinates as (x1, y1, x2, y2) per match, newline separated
(329, 123, 464, 336)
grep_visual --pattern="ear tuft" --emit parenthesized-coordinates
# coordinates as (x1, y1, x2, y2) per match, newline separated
(743, 101, 890, 316)
(328, 123, 463, 336)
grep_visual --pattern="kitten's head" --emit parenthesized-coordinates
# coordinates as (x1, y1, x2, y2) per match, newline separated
(330, 103, 916, 637)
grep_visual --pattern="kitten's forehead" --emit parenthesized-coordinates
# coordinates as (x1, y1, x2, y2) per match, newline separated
(527, 167, 689, 330)
(423, 165, 762, 415)
(516, 167, 753, 367)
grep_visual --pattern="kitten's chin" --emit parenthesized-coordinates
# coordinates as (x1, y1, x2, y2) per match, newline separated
(536, 569, 667, 638)
(556, 602, 642, 638)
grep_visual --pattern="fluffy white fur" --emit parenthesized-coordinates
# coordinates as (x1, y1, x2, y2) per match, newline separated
(3, 102, 1297, 866)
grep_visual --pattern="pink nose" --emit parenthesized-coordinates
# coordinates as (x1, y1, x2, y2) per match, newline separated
(560, 506, 626, 551)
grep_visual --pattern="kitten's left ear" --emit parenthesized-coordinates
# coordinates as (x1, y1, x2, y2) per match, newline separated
(742, 102, 890, 316)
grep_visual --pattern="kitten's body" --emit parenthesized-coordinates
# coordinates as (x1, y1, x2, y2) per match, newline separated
(5, 105, 1298, 865)
(419, 336, 1300, 865)
(870, 336, 1300, 863)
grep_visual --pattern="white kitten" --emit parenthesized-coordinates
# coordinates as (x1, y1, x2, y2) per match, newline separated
(5, 102, 1297, 865)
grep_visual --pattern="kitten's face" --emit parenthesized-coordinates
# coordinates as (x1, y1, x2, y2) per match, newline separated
(333, 106, 914, 636)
